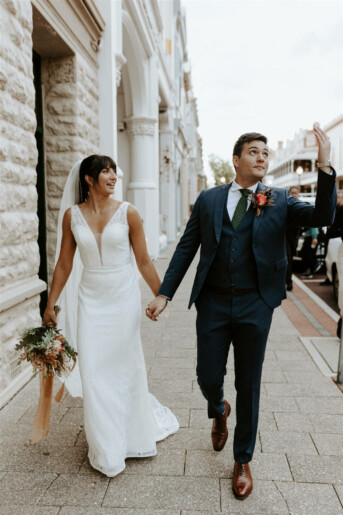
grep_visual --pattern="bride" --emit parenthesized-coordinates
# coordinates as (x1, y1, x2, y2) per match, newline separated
(43, 155, 179, 477)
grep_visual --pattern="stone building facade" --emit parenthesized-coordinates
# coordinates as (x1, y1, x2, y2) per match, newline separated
(0, 0, 104, 405)
(0, 0, 203, 405)
(267, 115, 343, 192)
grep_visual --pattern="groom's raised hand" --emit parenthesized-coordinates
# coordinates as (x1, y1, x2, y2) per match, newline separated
(313, 123, 331, 174)
(145, 295, 168, 321)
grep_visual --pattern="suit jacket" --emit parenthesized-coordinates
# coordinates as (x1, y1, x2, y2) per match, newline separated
(158, 170, 337, 309)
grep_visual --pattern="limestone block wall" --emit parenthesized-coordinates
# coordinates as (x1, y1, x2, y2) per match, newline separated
(0, 0, 100, 397)
(0, 0, 41, 392)
(42, 55, 99, 281)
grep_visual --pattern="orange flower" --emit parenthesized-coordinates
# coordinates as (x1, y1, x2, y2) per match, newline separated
(256, 193, 267, 206)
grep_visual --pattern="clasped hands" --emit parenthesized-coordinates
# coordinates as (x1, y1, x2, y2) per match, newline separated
(145, 295, 168, 321)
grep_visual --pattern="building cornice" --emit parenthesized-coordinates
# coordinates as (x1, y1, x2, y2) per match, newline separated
(32, 0, 105, 66)
(80, 0, 105, 32)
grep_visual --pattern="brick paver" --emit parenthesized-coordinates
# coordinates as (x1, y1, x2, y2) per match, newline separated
(0, 240, 342, 513)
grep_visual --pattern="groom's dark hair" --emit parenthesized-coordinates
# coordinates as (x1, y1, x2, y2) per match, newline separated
(233, 133, 268, 158)
(79, 155, 117, 202)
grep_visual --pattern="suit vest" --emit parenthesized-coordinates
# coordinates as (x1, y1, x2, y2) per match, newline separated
(205, 200, 258, 290)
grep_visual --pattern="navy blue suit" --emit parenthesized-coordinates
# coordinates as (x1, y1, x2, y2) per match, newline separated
(159, 170, 336, 462)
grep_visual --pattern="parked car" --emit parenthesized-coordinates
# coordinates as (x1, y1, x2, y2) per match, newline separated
(326, 237, 341, 301)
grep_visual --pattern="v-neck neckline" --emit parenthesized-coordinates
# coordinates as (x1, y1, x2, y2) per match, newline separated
(76, 202, 124, 266)
(76, 202, 123, 236)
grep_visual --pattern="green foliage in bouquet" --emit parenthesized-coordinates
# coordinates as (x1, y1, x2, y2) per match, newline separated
(15, 326, 77, 377)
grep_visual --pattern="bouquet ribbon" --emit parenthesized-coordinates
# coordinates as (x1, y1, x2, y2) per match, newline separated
(31, 358, 76, 444)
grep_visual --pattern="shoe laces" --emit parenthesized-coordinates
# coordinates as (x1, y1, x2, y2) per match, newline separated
(239, 462, 245, 476)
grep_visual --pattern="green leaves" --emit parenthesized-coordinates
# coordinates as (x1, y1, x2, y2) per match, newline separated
(14, 325, 77, 377)
(208, 154, 236, 186)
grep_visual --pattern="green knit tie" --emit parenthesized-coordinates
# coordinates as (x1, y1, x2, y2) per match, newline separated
(231, 189, 251, 230)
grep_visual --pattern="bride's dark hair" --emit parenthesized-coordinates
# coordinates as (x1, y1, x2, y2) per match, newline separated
(79, 155, 117, 202)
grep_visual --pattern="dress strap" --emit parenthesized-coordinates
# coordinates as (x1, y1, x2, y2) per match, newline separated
(110, 201, 130, 226)
(71, 205, 88, 228)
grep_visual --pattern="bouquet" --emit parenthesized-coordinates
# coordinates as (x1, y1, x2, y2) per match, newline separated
(15, 307, 77, 443)
(15, 325, 77, 378)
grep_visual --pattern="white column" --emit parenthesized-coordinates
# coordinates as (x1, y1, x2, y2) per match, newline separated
(159, 111, 176, 242)
(181, 149, 190, 224)
(98, 0, 124, 198)
(126, 116, 159, 258)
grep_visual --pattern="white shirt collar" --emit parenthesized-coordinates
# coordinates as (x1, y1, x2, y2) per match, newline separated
(230, 180, 259, 193)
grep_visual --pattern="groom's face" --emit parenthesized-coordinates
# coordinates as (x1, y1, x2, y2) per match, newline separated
(233, 140, 270, 184)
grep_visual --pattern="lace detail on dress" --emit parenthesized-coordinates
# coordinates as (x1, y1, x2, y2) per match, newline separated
(109, 201, 129, 227)
(71, 204, 88, 228)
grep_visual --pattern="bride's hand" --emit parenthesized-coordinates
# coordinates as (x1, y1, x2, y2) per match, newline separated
(43, 307, 57, 327)
(145, 296, 168, 321)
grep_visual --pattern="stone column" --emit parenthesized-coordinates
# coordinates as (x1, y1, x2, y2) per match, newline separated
(125, 116, 159, 258)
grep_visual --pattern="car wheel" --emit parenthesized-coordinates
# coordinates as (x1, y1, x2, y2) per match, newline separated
(332, 266, 339, 302)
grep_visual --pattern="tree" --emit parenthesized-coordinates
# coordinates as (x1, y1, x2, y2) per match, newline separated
(208, 154, 236, 186)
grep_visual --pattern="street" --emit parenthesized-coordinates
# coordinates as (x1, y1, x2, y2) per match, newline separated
(296, 271, 339, 315)
(0, 240, 342, 513)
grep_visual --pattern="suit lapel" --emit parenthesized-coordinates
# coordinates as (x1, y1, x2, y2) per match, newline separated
(214, 184, 230, 243)
(253, 182, 268, 239)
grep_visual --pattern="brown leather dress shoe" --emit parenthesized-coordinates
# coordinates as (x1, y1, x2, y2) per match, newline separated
(211, 400, 231, 451)
(232, 461, 253, 499)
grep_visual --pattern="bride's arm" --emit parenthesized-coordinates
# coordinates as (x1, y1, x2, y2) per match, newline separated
(127, 205, 161, 296)
(42, 208, 77, 326)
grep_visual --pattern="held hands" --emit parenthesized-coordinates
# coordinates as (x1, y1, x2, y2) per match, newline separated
(145, 295, 168, 321)
(313, 123, 331, 171)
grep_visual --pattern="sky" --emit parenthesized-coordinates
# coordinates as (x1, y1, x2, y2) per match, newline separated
(183, 0, 343, 180)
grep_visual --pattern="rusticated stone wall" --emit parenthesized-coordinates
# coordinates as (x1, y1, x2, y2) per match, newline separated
(42, 55, 99, 281)
(0, 0, 41, 392)
(0, 0, 100, 396)
(0, 0, 39, 288)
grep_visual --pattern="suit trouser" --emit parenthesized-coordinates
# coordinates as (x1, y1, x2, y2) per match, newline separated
(195, 287, 273, 463)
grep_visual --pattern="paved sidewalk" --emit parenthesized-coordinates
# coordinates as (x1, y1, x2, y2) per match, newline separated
(1, 241, 343, 514)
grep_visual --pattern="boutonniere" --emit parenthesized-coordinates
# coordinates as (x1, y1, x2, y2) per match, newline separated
(250, 188, 274, 217)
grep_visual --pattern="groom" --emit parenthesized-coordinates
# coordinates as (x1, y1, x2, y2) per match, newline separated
(147, 125, 336, 499)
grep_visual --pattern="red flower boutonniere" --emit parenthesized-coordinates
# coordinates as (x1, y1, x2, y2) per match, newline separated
(250, 188, 274, 216)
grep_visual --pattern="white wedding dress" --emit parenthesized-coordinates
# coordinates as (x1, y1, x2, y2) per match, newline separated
(69, 201, 179, 476)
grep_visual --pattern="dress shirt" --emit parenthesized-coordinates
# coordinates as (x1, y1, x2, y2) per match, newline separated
(227, 181, 259, 220)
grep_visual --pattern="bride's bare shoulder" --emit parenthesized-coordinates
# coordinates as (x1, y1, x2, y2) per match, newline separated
(64, 207, 72, 218)
(126, 203, 142, 227)
(62, 207, 72, 228)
